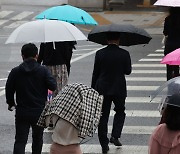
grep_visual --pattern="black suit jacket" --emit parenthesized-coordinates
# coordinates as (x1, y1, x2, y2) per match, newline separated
(91, 44, 132, 98)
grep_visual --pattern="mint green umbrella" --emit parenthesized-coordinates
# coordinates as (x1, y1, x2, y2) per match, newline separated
(35, 5, 98, 25)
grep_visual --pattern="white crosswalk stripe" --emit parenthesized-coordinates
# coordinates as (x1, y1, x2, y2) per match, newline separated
(147, 53, 163, 56)
(132, 70, 165, 73)
(0, 10, 36, 28)
(76, 44, 101, 48)
(0, 20, 8, 26)
(127, 86, 159, 91)
(73, 48, 99, 52)
(0, 86, 5, 89)
(71, 48, 100, 63)
(80, 145, 148, 154)
(0, 11, 13, 18)
(132, 64, 165, 67)
(44, 125, 156, 134)
(25, 144, 148, 154)
(0, 78, 7, 81)
(110, 110, 160, 117)
(126, 77, 166, 81)
(0, 89, 5, 96)
(4, 20, 28, 28)
(11, 11, 34, 20)
(155, 49, 164, 52)
(139, 58, 162, 61)
(126, 97, 160, 103)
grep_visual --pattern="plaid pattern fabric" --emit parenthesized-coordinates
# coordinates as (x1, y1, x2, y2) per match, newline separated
(46, 64, 68, 98)
(37, 83, 103, 138)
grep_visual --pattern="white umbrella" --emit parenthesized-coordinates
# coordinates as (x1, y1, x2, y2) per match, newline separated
(154, 0, 180, 7)
(5, 19, 87, 44)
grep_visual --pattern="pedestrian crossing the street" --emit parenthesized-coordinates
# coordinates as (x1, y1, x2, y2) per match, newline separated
(0, 45, 166, 153)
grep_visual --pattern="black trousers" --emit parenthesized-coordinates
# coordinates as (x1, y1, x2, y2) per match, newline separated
(13, 115, 44, 154)
(98, 95, 126, 148)
(166, 64, 179, 81)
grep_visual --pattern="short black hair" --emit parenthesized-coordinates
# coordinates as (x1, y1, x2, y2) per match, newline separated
(164, 96, 180, 130)
(106, 32, 120, 41)
(21, 43, 38, 59)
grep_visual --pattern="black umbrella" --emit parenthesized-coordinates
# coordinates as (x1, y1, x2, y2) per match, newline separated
(88, 24, 152, 46)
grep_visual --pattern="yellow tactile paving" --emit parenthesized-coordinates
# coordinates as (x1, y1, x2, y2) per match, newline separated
(90, 13, 112, 25)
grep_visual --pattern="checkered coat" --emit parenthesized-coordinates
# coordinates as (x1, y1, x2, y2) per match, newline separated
(37, 83, 103, 138)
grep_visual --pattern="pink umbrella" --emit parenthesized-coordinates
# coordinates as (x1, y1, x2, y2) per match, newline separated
(154, 0, 180, 7)
(161, 48, 180, 65)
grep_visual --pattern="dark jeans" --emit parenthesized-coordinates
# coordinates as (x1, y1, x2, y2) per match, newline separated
(13, 115, 44, 154)
(98, 95, 126, 148)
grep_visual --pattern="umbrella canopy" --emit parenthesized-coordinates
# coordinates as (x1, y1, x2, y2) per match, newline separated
(150, 77, 180, 111)
(150, 76, 180, 102)
(154, 0, 180, 7)
(5, 19, 87, 44)
(166, 94, 180, 107)
(157, 94, 180, 114)
(88, 24, 152, 46)
(35, 5, 98, 25)
(161, 48, 180, 65)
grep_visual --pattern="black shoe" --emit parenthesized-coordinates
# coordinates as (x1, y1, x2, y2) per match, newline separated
(102, 145, 109, 154)
(110, 137, 122, 146)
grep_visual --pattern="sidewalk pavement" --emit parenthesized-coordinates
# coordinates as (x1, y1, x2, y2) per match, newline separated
(90, 11, 167, 35)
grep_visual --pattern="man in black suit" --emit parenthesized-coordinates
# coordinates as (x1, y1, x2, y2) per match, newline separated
(91, 32, 132, 154)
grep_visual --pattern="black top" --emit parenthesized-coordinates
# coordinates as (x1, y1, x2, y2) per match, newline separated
(91, 44, 132, 98)
(5, 59, 57, 117)
(37, 42, 76, 75)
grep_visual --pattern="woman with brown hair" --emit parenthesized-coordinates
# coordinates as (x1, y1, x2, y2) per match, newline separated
(149, 94, 180, 154)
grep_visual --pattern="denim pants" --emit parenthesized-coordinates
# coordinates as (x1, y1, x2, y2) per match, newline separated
(13, 115, 44, 154)
(98, 95, 126, 148)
